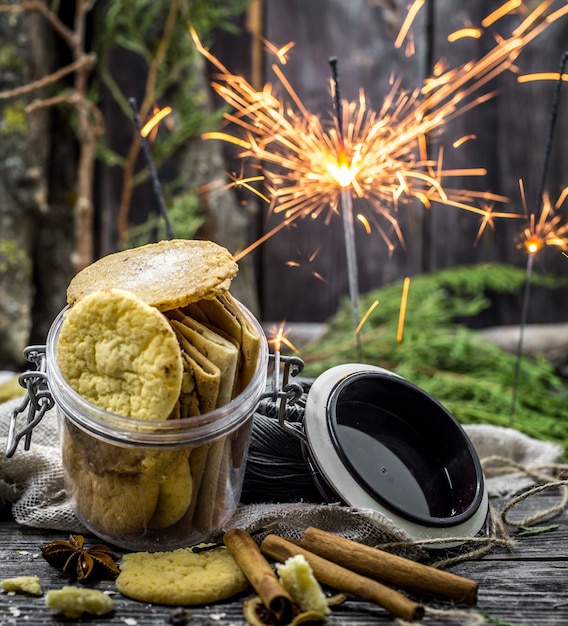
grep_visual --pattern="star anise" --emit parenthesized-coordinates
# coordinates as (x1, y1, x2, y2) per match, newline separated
(39, 534, 120, 582)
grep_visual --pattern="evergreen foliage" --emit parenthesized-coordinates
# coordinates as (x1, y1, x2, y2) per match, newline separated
(300, 264, 568, 454)
(92, 0, 251, 246)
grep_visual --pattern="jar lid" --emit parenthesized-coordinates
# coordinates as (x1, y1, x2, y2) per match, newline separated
(303, 363, 488, 545)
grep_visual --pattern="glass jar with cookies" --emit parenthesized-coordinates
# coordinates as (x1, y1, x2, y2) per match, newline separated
(41, 239, 268, 551)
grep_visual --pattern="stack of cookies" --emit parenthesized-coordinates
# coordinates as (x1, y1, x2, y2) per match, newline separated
(55, 239, 264, 547)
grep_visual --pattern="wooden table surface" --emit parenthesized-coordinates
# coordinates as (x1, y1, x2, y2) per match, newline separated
(1, 490, 567, 625)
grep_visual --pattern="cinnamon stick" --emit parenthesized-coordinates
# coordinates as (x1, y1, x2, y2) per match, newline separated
(223, 528, 294, 625)
(261, 534, 424, 622)
(300, 526, 478, 605)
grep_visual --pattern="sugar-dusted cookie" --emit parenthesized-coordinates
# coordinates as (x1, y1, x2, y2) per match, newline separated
(116, 545, 249, 605)
(66, 239, 238, 311)
(57, 288, 183, 421)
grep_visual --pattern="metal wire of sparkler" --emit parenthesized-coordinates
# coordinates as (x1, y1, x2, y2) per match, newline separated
(129, 97, 174, 240)
(510, 50, 568, 424)
(329, 56, 363, 359)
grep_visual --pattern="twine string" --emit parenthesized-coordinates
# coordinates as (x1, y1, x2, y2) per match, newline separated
(501, 478, 568, 528)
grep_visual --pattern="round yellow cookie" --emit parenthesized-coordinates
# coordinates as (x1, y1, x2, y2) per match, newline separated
(148, 450, 193, 529)
(66, 239, 238, 311)
(62, 431, 161, 536)
(116, 546, 249, 605)
(57, 288, 183, 420)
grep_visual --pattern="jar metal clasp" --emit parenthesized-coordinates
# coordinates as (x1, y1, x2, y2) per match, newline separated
(5, 345, 54, 458)
(262, 351, 307, 443)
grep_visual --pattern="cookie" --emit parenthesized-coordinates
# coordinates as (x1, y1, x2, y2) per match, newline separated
(66, 239, 238, 311)
(45, 586, 114, 618)
(167, 311, 239, 407)
(184, 291, 261, 392)
(1, 576, 42, 596)
(56, 288, 183, 421)
(63, 433, 160, 535)
(148, 450, 193, 529)
(116, 545, 249, 605)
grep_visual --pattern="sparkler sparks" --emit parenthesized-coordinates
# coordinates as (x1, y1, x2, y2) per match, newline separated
(141, 105, 172, 138)
(518, 189, 568, 256)
(356, 299, 380, 336)
(518, 72, 568, 83)
(447, 28, 483, 42)
(267, 322, 300, 355)
(188, 2, 568, 360)
(191, 2, 567, 265)
(259, 36, 295, 65)
(284, 245, 328, 284)
(482, 0, 523, 27)
(199, 171, 270, 205)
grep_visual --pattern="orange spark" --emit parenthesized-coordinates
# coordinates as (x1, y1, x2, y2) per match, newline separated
(556, 187, 568, 207)
(355, 299, 379, 335)
(141, 106, 172, 137)
(229, 174, 270, 204)
(517, 72, 568, 83)
(260, 36, 295, 64)
(482, 0, 523, 28)
(394, 0, 425, 50)
(357, 213, 372, 234)
(397, 277, 411, 343)
(309, 246, 322, 262)
(524, 236, 542, 255)
(198, 171, 270, 204)
(452, 134, 477, 148)
(447, 28, 483, 42)
(267, 322, 299, 354)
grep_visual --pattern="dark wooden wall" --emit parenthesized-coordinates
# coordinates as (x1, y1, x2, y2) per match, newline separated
(214, 0, 568, 325)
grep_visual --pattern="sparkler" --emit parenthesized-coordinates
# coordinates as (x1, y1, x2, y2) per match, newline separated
(128, 98, 174, 240)
(329, 56, 363, 359)
(510, 48, 568, 423)
(190, 1, 567, 343)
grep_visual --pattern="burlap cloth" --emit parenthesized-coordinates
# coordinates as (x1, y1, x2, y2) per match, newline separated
(0, 395, 564, 553)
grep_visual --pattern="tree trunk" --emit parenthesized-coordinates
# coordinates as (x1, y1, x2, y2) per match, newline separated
(0, 11, 54, 368)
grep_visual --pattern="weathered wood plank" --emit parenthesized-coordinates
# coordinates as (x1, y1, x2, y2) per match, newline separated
(1, 492, 567, 625)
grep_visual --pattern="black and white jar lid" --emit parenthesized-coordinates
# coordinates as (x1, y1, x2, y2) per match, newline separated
(303, 363, 489, 545)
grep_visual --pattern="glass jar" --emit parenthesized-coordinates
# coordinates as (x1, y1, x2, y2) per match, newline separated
(44, 301, 268, 551)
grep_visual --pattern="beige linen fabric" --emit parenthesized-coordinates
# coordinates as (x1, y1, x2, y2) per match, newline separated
(0, 395, 563, 546)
